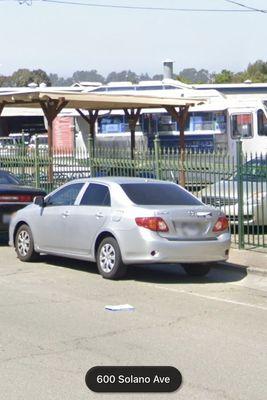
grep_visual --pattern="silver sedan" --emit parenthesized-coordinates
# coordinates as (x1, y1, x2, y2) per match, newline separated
(9, 177, 231, 279)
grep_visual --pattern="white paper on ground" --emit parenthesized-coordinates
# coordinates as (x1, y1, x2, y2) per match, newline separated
(105, 304, 135, 311)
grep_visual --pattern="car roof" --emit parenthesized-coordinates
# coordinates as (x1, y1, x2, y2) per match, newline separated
(68, 177, 174, 185)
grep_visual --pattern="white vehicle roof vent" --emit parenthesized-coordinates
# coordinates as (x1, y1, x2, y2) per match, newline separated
(28, 82, 38, 88)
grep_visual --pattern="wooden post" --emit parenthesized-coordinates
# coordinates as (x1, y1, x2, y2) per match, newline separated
(76, 109, 98, 153)
(124, 108, 141, 159)
(39, 98, 68, 183)
(165, 105, 189, 187)
(0, 102, 5, 116)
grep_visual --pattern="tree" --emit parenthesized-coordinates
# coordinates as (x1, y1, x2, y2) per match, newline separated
(49, 73, 60, 86)
(214, 69, 234, 83)
(245, 60, 267, 82)
(0, 75, 12, 87)
(32, 69, 51, 86)
(72, 70, 105, 83)
(178, 68, 211, 84)
(10, 68, 51, 87)
(139, 73, 151, 81)
(11, 69, 33, 87)
(106, 70, 139, 83)
(152, 74, 164, 80)
(247, 60, 267, 76)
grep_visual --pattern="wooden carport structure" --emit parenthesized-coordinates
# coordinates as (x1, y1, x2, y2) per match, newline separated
(0, 90, 205, 185)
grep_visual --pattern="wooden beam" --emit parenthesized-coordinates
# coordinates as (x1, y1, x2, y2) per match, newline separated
(76, 108, 91, 125)
(76, 109, 99, 153)
(165, 105, 189, 151)
(0, 102, 5, 116)
(39, 98, 68, 183)
(165, 105, 189, 187)
(124, 108, 141, 159)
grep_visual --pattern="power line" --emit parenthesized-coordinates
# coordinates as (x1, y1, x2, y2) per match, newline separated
(224, 0, 267, 13)
(37, 0, 266, 13)
(0, 0, 266, 13)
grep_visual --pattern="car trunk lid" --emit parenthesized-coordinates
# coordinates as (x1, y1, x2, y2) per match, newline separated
(153, 205, 221, 240)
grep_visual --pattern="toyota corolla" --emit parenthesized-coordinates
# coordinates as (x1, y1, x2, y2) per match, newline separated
(9, 177, 230, 279)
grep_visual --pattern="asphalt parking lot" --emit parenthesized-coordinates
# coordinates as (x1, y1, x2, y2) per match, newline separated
(0, 237, 267, 400)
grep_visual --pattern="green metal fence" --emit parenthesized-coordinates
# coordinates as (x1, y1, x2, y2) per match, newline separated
(0, 137, 266, 249)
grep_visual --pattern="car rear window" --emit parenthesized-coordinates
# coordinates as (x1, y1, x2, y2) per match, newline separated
(120, 183, 202, 206)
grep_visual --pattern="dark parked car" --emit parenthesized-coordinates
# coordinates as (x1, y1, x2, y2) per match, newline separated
(0, 170, 46, 232)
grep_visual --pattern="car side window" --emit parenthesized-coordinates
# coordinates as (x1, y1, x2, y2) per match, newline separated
(80, 183, 111, 206)
(47, 183, 84, 206)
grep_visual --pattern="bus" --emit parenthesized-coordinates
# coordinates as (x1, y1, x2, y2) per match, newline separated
(87, 80, 267, 157)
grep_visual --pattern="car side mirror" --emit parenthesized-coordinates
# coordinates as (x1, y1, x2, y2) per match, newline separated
(33, 195, 45, 207)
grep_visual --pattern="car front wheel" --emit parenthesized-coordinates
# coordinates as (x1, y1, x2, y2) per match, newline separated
(15, 224, 39, 262)
(96, 237, 126, 280)
(182, 263, 211, 277)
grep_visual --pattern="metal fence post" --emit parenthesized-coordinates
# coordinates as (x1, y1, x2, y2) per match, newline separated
(88, 135, 94, 177)
(34, 136, 40, 188)
(236, 139, 244, 249)
(153, 134, 161, 179)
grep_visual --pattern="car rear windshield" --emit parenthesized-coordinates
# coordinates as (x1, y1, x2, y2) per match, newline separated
(120, 183, 202, 206)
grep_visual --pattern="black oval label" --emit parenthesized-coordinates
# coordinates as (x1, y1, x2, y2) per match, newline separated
(85, 366, 182, 393)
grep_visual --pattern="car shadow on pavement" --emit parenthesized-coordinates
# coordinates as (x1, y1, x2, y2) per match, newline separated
(0, 234, 9, 246)
(40, 254, 247, 285)
(125, 263, 247, 285)
(41, 255, 100, 276)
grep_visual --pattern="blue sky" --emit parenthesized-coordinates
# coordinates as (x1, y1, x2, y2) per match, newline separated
(0, 0, 266, 76)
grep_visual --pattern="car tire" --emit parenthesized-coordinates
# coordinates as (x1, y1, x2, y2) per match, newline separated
(15, 224, 39, 262)
(96, 237, 126, 280)
(182, 263, 211, 277)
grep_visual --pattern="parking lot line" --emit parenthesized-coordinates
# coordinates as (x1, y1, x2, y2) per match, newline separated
(140, 282, 267, 311)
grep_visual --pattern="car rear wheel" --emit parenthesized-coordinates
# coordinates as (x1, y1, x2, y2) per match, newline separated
(182, 263, 211, 277)
(15, 224, 39, 262)
(96, 237, 126, 280)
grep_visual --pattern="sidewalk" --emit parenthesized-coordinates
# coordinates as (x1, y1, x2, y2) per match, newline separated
(219, 247, 267, 276)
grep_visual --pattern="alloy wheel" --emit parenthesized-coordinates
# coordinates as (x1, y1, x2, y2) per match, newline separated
(99, 243, 116, 273)
(17, 230, 31, 257)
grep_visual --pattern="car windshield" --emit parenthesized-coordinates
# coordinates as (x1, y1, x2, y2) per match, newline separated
(120, 183, 202, 206)
(0, 172, 21, 185)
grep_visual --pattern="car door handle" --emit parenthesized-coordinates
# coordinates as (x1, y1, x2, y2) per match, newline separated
(61, 211, 70, 218)
(95, 211, 104, 218)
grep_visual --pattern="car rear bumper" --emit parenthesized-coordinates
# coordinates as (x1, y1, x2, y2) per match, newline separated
(121, 231, 231, 264)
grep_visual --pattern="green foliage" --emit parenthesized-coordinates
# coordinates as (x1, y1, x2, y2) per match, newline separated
(72, 70, 105, 84)
(0, 75, 12, 87)
(1, 60, 267, 87)
(0, 68, 51, 87)
(106, 70, 139, 83)
(178, 68, 211, 84)
(214, 69, 234, 83)
(214, 60, 267, 83)
(152, 74, 163, 81)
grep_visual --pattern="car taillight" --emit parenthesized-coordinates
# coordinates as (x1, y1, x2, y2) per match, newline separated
(0, 194, 32, 202)
(212, 216, 229, 232)
(135, 217, 169, 232)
